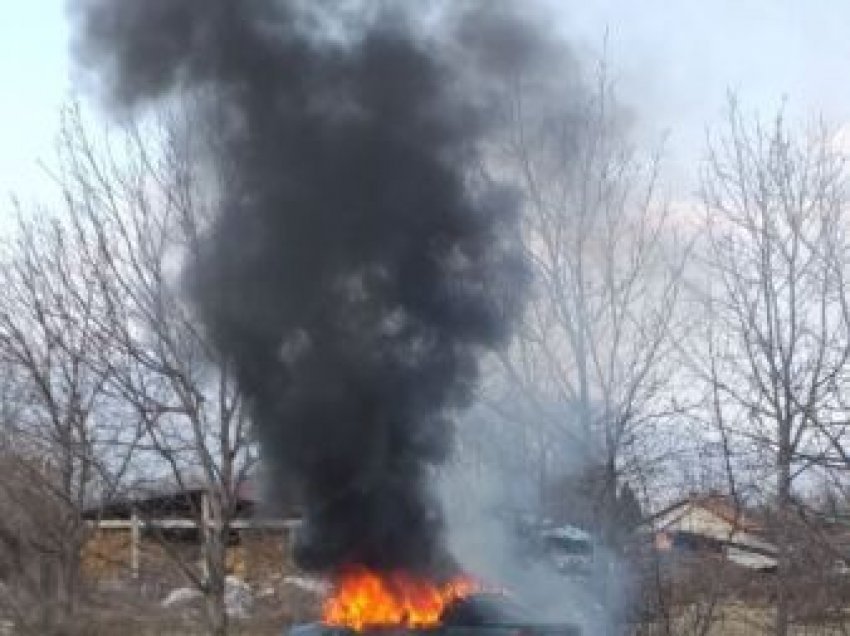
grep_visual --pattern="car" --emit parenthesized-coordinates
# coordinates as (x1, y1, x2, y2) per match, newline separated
(285, 593, 580, 636)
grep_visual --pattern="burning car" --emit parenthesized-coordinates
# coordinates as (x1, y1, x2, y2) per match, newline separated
(286, 567, 580, 636)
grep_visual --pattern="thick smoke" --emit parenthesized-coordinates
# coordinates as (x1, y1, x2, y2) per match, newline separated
(71, 0, 559, 577)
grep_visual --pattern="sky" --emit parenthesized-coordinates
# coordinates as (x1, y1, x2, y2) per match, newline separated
(3, 1, 850, 213)
(0, 1, 70, 210)
(561, 0, 850, 191)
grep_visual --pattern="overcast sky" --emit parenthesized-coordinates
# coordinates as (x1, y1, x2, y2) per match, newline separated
(0, 1, 69, 209)
(564, 0, 850, 188)
(3, 1, 850, 210)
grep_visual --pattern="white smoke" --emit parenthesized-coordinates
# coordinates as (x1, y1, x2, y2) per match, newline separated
(437, 404, 630, 634)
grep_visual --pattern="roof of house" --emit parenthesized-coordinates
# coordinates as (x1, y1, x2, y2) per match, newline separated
(84, 486, 249, 520)
(649, 493, 762, 533)
(725, 545, 777, 571)
(83, 479, 301, 520)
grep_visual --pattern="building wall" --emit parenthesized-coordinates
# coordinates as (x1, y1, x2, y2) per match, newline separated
(82, 526, 293, 586)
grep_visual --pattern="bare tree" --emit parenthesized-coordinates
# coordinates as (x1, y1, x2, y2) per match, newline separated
(51, 101, 257, 636)
(475, 56, 689, 632)
(688, 97, 850, 635)
(0, 208, 138, 632)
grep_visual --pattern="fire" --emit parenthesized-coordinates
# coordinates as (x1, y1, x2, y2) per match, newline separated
(322, 566, 479, 631)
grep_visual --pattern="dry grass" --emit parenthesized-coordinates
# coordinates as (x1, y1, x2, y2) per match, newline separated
(637, 602, 850, 636)
(0, 575, 320, 636)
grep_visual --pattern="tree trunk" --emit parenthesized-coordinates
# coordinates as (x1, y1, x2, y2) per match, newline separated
(599, 457, 620, 636)
(205, 582, 228, 636)
(584, 452, 621, 636)
(775, 423, 792, 636)
(58, 543, 80, 620)
(202, 492, 229, 636)
(203, 539, 229, 636)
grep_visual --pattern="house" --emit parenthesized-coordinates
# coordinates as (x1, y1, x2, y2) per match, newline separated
(645, 493, 777, 571)
(82, 481, 301, 585)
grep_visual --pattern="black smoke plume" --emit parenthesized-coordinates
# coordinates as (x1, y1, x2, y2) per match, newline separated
(71, 0, 558, 577)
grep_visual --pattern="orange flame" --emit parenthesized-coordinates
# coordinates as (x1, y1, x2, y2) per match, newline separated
(322, 566, 479, 631)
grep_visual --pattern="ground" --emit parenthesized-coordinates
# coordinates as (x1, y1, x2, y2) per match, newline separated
(637, 603, 850, 635)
